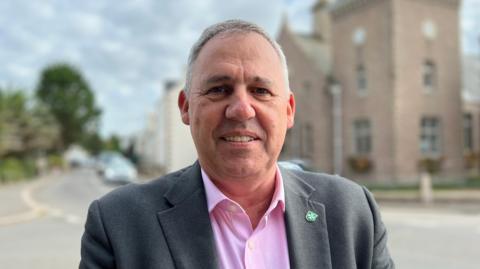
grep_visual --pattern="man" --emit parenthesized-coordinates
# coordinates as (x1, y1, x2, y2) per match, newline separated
(80, 20, 394, 269)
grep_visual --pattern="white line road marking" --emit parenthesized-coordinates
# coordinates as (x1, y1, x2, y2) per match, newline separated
(0, 175, 82, 226)
(64, 214, 82, 225)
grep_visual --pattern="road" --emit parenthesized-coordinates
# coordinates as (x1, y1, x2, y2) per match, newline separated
(0, 169, 117, 269)
(0, 169, 479, 268)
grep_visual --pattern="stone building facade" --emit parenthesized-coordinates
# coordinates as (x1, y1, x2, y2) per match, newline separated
(279, 0, 465, 183)
(136, 80, 197, 175)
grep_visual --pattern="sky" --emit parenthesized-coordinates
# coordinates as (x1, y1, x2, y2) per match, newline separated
(1, 0, 479, 138)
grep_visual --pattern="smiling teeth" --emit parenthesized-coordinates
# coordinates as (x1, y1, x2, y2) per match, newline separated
(224, 136, 254, 142)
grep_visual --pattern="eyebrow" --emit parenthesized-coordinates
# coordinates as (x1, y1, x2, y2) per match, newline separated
(205, 75, 233, 85)
(204, 75, 273, 86)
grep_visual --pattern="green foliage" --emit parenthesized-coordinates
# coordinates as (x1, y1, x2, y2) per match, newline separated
(0, 158, 24, 182)
(0, 157, 37, 183)
(81, 132, 104, 155)
(35, 63, 101, 149)
(104, 135, 122, 152)
(47, 154, 64, 169)
(418, 157, 443, 174)
(366, 176, 480, 191)
(0, 88, 60, 157)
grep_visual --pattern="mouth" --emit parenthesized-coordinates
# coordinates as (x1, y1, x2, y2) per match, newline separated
(221, 135, 258, 143)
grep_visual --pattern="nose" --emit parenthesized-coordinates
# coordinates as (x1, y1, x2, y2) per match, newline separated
(225, 88, 256, 121)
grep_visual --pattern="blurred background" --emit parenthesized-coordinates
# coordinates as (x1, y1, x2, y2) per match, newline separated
(0, 0, 479, 268)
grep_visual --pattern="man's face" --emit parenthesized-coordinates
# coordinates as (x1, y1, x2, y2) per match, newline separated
(179, 32, 295, 181)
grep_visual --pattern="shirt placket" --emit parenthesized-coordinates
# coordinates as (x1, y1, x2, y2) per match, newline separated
(244, 216, 268, 269)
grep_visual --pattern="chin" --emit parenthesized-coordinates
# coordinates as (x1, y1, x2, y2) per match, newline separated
(223, 160, 272, 178)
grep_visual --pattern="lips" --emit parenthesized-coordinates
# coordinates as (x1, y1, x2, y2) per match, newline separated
(222, 135, 256, 142)
(220, 131, 260, 143)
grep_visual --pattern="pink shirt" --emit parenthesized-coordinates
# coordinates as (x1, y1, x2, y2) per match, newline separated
(201, 167, 290, 269)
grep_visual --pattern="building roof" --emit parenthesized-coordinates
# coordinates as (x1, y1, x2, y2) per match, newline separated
(277, 2, 332, 75)
(294, 34, 332, 74)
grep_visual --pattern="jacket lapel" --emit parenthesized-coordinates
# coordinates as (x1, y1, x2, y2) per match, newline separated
(156, 163, 218, 269)
(282, 168, 333, 269)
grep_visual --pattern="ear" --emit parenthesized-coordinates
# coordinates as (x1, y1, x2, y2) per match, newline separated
(286, 92, 295, 129)
(178, 90, 190, 125)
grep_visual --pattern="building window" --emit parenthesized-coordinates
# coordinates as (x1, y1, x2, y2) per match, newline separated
(353, 119, 371, 155)
(352, 27, 366, 45)
(356, 64, 367, 94)
(423, 60, 436, 92)
(464, 113, 473, 151)
(302, 123, 314, 158)
(420, 117, 441, 155)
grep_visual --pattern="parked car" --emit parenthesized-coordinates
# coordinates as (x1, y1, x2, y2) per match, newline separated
(278, 159, 312, 171)
(96, 151, 122, 174)
(96, 152, 137, 184)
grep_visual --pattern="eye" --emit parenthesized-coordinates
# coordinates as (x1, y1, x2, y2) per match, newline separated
(251, 87, 272, 97)
(205, 85, 231, 95)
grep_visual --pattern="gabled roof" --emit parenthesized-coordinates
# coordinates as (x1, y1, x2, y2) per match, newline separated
(294, 34, 331, 74)
(277, 6, 331, 75)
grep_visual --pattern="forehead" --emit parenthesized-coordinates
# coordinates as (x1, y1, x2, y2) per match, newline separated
(191, 32, 284, 84)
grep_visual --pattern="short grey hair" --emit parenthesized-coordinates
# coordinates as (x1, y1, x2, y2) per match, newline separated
(184, 19, 290, 94)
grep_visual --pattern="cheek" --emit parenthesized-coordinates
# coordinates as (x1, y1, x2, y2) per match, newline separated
(191, 103, 224, 132)
(262, 109, 289, 143)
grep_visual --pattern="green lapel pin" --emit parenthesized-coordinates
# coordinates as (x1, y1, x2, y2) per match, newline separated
(305, 210, 318, 222)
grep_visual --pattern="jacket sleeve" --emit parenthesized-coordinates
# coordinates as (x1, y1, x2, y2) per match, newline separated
(362, 186, 395, 269)
(79, 200, 116, 269)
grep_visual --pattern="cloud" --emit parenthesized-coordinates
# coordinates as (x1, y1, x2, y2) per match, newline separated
(461, 0, 480, 54)
(1, 0, 478, 138)
(71, 11, 104, 36)
(6, 63, 33, 79)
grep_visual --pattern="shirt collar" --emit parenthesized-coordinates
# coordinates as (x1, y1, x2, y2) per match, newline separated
(201, 165, 286, 214)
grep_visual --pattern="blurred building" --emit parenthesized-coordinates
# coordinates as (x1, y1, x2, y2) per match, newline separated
(279, 0, 466, 182)
(136, 80, 197, 175)
(462, 54, 480, 171)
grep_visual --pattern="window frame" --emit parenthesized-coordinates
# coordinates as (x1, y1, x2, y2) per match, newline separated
(419, 116, 442, 155)
(353, 118, 372, 155)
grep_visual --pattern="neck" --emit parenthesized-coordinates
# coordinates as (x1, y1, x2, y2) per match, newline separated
(208, 169, 277, 229)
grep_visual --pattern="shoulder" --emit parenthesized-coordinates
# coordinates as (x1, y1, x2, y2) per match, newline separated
(282, 168, 374, 215)
(282, 168, 366, 197)
(95, 164, 195, 213)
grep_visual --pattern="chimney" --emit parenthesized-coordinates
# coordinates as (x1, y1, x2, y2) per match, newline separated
(312, 0, 331, 42)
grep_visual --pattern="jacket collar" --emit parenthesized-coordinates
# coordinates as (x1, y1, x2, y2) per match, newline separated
(156, 163, 332, 269)
(281, 167, 333, 269)
(156, 162, 219, 269)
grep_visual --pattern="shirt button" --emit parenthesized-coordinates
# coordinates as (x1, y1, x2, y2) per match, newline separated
(247, 240, 255, 250)
(228, 204, 237, 212)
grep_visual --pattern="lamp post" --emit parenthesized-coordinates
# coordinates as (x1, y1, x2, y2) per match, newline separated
(329, 78, 343, 175)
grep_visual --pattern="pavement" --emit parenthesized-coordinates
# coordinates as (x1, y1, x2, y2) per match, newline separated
(1, 172, 480, 269)
(1, 174, 479, 221)
(0, 174, 61, 226)
(372, 189, 480, 203)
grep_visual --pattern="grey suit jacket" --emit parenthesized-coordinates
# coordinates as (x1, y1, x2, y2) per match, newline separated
(80, 162, 394, 269)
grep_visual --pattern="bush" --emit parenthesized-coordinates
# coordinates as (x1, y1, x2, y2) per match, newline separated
(418, 157, 443, 174)
(348, 156, 373, 173)
(47, 154, 64, 169)
(0, 157, 40, 183)
(22, 158, 38, 178)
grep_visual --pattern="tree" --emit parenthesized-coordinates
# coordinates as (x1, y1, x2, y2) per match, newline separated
(103, 135, 122, 152)
(0, 90, 27, 156)
(35, 63, 101, 150)
(81, 132, 103, 155)
(0, 88, 60, 157)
